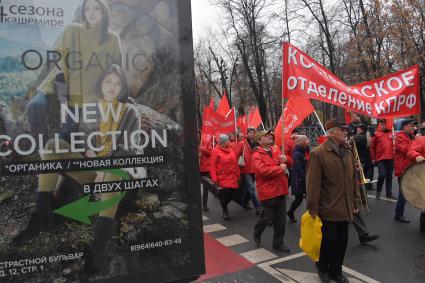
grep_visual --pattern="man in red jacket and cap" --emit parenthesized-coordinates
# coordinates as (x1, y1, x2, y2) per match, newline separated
(394, 119, 418, 223)
(370, 119, 395, 200)
(407, 133, 425, 232)
(252, 130, 292, 253)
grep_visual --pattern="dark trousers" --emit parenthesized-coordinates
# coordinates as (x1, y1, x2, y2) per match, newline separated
(242, 174, 260, 209)
(254, 196, 286, 248)
(288, 194, 304, 215)
(420, 211, 425, 232)
(317, 221, 349, 278)
(352, 213, 368, 237)
(200, 172, 210, 206)
(395, 177, 406, 217)
(218, 188, 238, 212)
(376, 160, 394, 194)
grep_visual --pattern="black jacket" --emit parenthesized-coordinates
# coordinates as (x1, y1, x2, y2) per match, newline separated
(290, 145, 307, 196)
(354, 132, 373, 167)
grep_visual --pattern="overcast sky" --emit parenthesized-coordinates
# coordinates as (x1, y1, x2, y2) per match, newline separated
(191, 0, 220, 41)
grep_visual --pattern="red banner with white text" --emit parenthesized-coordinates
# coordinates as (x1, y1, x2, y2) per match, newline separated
(201, 107, 236, 137)
(282, 42, 420, 119)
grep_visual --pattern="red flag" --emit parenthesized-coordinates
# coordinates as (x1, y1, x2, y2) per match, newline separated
(249, 107, 262, 128)
(237, 114, 248, 136)
(282, 42, 421, 118)
(216, 108, 236, 135)
(217, 94, 230, 117)
(201, 107, 214, 136)
(274, 97, 315, 147)
(386, 118, 394, 129)
(209, 97, 215, 111)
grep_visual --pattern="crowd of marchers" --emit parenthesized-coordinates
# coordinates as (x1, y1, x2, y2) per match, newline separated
(199, 116, 425, 283)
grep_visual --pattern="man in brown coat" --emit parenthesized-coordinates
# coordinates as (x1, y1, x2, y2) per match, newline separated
(307, 117, 360, 283)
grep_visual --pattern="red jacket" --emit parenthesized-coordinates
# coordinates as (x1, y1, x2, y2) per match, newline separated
(252, 146, 289, 201)
(394, 131, 415, 177)
(370, 131, 394, 162)
(210, 145, 240, 189)
(407, 136, 425, 160)
(199, 142, 213, 173)
(239, 139, 256, 174)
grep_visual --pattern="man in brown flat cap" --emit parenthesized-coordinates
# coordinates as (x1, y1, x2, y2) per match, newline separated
(307, 117, 360, 283)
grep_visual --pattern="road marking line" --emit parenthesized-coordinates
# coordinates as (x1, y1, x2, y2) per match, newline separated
(367, 194, 397, 203)
(260, 253, 381, 283)
(258, 252, 306, 267)
(203, 223, 226, 233)
(342, 266, 381, 283)
(202, 215, 209, 221)
(258, 265, 296, 283)
(240, 248, 278, 264)
(216, 234, 249, 247)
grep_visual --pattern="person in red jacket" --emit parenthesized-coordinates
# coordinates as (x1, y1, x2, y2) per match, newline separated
(370, 119, 395, 199)
(407, 135, 425, 232)
(239, 128, 261, 213)
(252, 130, 291, 253)
(394, 119, 417, 223)
(199, 138, 214, 212)
(210, 134, 241, 221)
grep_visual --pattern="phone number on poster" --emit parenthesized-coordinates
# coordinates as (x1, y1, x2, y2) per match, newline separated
(130, 238, 183, 251)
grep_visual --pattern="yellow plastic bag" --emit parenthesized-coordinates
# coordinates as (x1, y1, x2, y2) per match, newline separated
(299, 211, 323, 262)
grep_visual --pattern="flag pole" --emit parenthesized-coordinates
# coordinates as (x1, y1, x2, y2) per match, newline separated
(261, 122, 265, 131)
(281, 99, 285, 154)
(225, 109, 232, 118)
(233, 107, 238, 138)
(314, 110, 327, 135)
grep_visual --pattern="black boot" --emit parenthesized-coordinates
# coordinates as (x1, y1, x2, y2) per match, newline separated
(202, 188, 209, 212)
(84, 217, 114, 273)
(420, 212, 425, 233)
(222, 206, 230, 221)
(12, 192, 54, 245)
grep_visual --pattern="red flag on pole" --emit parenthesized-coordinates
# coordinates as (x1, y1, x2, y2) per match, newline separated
(217, 108, 236, 135)
(201, 107, 214, 136)
(216, 94, 230, 117)
(274, 97, 315, 147)
(248, 107, 262, 128)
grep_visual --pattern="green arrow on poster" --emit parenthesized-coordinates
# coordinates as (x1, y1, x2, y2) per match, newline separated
(53, 169, 130, 224)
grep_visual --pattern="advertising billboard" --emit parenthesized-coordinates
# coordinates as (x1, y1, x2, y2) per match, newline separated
(0, 0, 204, 282)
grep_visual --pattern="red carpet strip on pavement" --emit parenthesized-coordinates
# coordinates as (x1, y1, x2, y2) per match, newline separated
(197, 233, 255, 282)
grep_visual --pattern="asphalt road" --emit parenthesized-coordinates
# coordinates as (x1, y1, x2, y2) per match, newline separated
(199, 173, 425, 283)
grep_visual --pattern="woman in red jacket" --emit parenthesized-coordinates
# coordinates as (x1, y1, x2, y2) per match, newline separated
(252, 130, 291, 253)
(210, 134, 241, 220)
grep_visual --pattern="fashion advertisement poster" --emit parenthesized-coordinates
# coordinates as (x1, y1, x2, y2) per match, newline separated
(0, 0, 204, 282)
